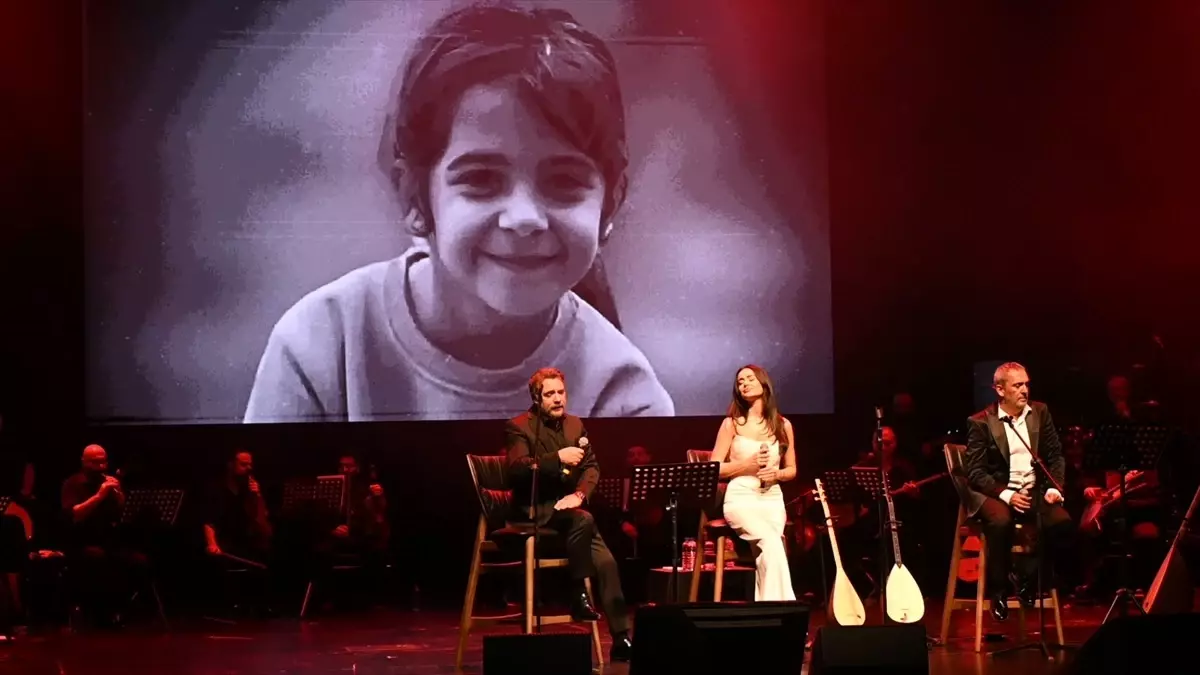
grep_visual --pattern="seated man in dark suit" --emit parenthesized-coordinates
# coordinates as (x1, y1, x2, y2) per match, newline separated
(964, 362, 1074, 621)
(505, 367, 632, 661)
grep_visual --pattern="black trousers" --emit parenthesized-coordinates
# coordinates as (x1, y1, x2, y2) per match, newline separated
(71, 545, 150, 617)
(544, 508, 628, 635)
(977, 494, 1073, 593)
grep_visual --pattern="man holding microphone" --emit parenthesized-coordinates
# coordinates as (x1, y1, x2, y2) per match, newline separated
(61, 444, 146, 625)
(505, 367, 632, 662)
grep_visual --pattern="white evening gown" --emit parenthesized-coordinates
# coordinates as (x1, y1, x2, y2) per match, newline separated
(721, 434, 796, 601)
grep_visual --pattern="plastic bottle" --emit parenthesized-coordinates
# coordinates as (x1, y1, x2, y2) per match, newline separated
(682, 538, 697, 571)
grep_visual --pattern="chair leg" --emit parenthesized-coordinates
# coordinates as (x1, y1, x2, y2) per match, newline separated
(688, 522, 705, 602)
(1051, 589, 1065, 644)
(713, 536, 727, 602)
(941, 513, 966, 643)
(975, 536, 987, 653)
(151, 581, 168, 631)
(455, 519, 486, 670)
(584, 578, 604, 666)
(300, 581, 314, 619)
(523, 537, 536, 634)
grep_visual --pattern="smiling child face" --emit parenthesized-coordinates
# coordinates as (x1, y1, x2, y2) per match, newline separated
(426, 81, 605, 317)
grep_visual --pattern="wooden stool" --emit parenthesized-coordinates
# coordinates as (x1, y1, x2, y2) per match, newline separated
(940, 505, 1065, 652)
(456, 456, 604, 670)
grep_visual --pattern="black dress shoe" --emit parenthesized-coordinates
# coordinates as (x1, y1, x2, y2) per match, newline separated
(990, 592, 1010, 622)
(569, 592, 600, 622)
(1016, 580, 1038, 609)
(610, 633, 633, 662)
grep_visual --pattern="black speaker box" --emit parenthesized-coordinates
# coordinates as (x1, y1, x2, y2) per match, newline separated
(482, 633, 592, 675)
(630, 601, 810, 675)
(810, 624, 929, 674)
(1062, 613, 1200, 675)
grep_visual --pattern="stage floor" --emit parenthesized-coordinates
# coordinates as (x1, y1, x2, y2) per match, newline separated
(0, 599, 1118, 674)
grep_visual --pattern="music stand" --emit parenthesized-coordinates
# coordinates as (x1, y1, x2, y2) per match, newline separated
(118, 488, 183, 628)
(1085, 423, 1171, 622)
(816, 470, 860, 613)
(629, 462, 720, 602)
(121, 488, 185, 527)
(852, 466, 892, 625)
(283, 475, 347, 514)
(593, 477, 628, 511)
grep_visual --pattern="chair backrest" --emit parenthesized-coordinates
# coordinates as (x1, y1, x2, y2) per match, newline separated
(466, 455, 512, 529)
(686, 449, 725, 519)
(943, 443, 975, 511)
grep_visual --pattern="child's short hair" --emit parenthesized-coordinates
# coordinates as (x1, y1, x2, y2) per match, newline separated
(384, 2, 628, 235)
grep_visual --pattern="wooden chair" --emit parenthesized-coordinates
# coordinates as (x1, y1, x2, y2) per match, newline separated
(939, 444, 1064, 652)
(685, 450, 788, 601)
(455, 455, 603, 670)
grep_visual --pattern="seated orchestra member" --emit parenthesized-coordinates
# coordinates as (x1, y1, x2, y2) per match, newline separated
(506, 367, 632, 661)
(710, 365, 797, 602)
(853, 427, 925, 589)
(964, 362, 1074, 621)
(60, 444, 148, 626)
(1, 410, 33, 636)
(203, 450, 272, 565)
(615, 446, 669, 563)
(1075, 377, 1165, 594)
(325, 453, 390, 560)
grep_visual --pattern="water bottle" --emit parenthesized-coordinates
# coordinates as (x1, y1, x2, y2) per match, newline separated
(703, 539, 716, 571)
(724, 538, 736, 568)
(682, 538, 697, 571)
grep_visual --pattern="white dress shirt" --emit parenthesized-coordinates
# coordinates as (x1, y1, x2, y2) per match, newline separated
(998, 405, 1062, 506)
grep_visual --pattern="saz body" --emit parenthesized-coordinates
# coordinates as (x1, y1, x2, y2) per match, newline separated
(881, 472, 924, 623)
(815, 479, 865, 626)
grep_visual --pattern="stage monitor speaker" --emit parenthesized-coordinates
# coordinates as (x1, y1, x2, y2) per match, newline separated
(482, 633, 592, 675)
(1061, 613, 1200, 675)
(630, 601, 809, 675)
(810, 624, 929, 675)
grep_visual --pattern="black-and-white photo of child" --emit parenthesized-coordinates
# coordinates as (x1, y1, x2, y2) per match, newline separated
(84, 0, 832, 423)
(245, 4, 673, 421)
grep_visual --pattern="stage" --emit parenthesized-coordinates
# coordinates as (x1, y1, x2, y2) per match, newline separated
(0, 599, 1123, 675)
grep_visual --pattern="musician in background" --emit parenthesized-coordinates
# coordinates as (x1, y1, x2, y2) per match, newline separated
(616, 446, 668, 561)
(1075, 374, 1165, 597)
(203, 450, 272, 565)
(964, 363, 1073, 621)
(1, 410, 32, 636)
(850, 427, 925, 598)
(506, 367, 632, 661)
(60, 444, 147, 626)
(325, 453, 389, 561)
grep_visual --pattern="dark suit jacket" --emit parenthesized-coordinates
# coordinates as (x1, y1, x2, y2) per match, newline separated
(963, 401, 1065, 516)
(505, 409, 599, 525)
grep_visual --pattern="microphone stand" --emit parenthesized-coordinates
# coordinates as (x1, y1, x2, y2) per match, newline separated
(529, 409, 544, 634)
(874, 408, 890, 625)
(992, 416, 1074, 661)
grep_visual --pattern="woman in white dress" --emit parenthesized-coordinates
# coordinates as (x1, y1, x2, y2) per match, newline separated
(710, 365, 797, 601)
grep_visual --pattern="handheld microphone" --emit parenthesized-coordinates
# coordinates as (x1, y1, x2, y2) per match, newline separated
(563, 437, 589, 477)
(759, 442, 770, 489)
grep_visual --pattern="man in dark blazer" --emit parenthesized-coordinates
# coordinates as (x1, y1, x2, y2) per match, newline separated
(964, 362, 1073, 621)
(506, 367, 632, 661)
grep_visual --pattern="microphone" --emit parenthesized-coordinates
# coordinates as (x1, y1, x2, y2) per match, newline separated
(759, 442, 770, 489)
(563, 437, 589, 477)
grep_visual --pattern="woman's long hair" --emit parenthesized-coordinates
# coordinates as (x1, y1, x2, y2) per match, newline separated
(726, 364, 788, 446)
